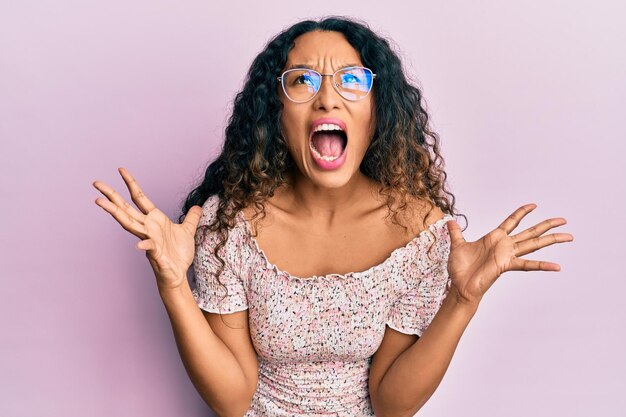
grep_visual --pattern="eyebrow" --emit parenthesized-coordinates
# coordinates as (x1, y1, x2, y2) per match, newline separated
(285, 63, 362, 71)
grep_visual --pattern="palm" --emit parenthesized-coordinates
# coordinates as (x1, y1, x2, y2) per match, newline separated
(445, 204, 573, 306)
(93, 168, 203, 290)
(142, 208, 197, 284)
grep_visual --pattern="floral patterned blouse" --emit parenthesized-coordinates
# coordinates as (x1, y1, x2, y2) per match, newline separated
(192, 195, 452, 416)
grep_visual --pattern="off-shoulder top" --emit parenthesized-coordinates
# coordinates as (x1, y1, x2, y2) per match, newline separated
(191, 195, 452, 416)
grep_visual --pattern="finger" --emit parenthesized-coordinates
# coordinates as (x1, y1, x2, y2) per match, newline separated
(136, 239, 162, 261)
(136, 238, 156, 253)
(93, 180, 145, 223)
(511, 217, 567, 243)
(118, 167, 156, 214)
(514, 232, 574, 257)
(509, 257, 561, 272)
(136, 238, 154, 251)
(95, 197, 148, 238)
(446, 220, 466, 247)
(181, 205, 203, 234)
(497, 203, 537, 235)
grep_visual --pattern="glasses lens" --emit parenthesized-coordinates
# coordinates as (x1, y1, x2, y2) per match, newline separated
(282, 69, 321, 102)
(335, 67, 374, 101)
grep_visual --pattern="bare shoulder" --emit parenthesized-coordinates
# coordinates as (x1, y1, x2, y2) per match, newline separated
(239, 195, 284, 236)
(390, 194, 446, 236)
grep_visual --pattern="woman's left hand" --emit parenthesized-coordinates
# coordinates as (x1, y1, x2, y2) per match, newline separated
(445, 203, 573, 308)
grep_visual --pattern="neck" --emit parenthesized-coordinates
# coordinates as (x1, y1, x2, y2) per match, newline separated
(282, 168, 378, 220)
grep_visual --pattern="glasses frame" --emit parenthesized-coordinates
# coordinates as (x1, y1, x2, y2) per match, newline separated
(276, 66, 377, 103)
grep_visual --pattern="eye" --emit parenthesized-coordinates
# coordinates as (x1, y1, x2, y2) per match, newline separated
(293, 73, 316, 86)
(341, 73, 360, 84)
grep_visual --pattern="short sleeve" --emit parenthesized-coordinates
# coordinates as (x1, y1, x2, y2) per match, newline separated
(191, 196, 248, 314)
(386, 220, 452, 337)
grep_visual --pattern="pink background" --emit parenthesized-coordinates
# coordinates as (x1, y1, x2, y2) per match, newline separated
(1, 1, 624, 416)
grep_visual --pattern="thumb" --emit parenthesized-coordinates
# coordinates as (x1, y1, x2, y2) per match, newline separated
(446, 220, 466, 247)
(182, 205, 203, 233)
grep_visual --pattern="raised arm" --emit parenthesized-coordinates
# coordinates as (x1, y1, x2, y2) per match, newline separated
(370, 287, 476, 417)
(93, 168, 257, 417)
(370, 204, 573, 416)
(160, 285, 258, 417)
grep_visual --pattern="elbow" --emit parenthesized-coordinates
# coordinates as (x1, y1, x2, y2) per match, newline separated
(371, 391, 429, 417)
(205, 386, 256, 417)
(199, 372, 257, 417)
(211, 399, 253, 417)
(214, 408, 248, 417)
(372, 406, 425, 417)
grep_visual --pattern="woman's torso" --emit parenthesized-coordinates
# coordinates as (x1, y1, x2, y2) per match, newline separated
(192, 186, 452, 416)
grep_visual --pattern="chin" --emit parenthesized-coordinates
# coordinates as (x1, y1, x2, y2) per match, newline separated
(306, 165, 361, 189)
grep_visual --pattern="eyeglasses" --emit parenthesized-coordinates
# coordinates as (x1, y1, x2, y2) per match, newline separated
(277, 66, 376, 103)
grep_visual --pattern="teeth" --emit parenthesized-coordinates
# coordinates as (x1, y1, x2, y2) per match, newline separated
(313, 123, 344, 133)
(309, 122, 345, 162)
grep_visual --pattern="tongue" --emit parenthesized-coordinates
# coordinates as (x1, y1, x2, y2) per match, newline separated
(311, 132, 345, 157)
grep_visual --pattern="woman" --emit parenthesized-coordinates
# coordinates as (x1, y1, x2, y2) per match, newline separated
(92, 17, 573, 417)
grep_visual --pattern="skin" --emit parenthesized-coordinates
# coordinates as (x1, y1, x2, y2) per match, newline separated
(277, 30, 377, 220)
(92, 29, 574, 417)
(245, 30, 440, 278)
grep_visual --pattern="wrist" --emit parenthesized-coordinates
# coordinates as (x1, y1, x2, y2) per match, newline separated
(157, 278, 190, 298)
(444, 285, 480, 315)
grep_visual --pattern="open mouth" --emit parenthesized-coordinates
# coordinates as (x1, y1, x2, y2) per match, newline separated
(309, 123, 348, 162)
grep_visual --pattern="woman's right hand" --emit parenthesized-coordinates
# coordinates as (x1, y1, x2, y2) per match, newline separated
(93, 168, 203, 291)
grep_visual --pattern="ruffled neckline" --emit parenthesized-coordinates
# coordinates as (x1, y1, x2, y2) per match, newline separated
(235, 209, 453, 282)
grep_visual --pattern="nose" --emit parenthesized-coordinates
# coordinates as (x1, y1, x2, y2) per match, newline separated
(312, 74, 342, 111)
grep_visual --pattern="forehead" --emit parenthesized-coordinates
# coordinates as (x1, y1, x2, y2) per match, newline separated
(284, 30, 363, 70)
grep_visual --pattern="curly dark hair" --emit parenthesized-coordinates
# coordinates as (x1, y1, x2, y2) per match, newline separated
(179, 16, 464, 318)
